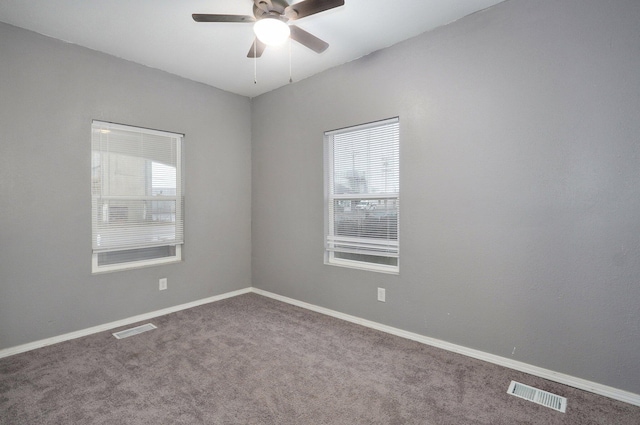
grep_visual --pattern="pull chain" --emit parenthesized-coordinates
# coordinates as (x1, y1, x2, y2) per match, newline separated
(289, 37, 293, 83)
(254, 39, 257, 84)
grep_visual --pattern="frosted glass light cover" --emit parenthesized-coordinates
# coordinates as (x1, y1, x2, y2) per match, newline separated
(254, 18, 290, 46)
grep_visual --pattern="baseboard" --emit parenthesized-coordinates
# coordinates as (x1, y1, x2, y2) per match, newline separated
(2, 285, 638, 407)
(0, 287, 252, 359)
(251, 287, 640, 407)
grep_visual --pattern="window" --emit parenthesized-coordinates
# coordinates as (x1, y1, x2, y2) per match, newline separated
(91, 121, 184, 273)
(324, 117, 400, 273)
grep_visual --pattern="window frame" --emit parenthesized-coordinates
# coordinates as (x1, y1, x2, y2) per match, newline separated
(91, 245, 182, 274)
(324, 117, 400, 274)
(91, 120, 184, 274)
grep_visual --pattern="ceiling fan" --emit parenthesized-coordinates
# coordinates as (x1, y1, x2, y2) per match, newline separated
(193, 0, 345, 58)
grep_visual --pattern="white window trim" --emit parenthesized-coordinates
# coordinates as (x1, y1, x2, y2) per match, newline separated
(91, 245, 182, 274)
(326, 255, 399, 274)
(91, 120, 184, 274)
(324, 117, 400, 274)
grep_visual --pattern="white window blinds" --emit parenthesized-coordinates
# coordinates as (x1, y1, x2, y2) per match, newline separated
(325, 117, 399, 272)
(91, 121, 183, 269)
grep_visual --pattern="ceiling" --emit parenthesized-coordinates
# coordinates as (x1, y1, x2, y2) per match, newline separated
(0, 0, 505, 98)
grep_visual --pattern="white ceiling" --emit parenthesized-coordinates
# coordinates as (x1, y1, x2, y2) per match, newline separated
(0, 0, 505, 98)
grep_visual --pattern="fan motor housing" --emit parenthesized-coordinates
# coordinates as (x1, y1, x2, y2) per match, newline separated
(254, 0, 290, 19)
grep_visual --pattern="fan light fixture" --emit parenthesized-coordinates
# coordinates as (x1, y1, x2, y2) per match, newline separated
(253, 17, 290, 46)
(192, 0, 344, 58)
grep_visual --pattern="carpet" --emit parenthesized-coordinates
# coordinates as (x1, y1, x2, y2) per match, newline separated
(1, 293, 638, 424)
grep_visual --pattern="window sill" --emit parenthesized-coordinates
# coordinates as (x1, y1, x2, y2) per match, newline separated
(325, 258, 399, 275)
(91, 248, 182, 274)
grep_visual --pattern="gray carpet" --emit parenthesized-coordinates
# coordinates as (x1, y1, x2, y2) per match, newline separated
(1, 293, 638, 424)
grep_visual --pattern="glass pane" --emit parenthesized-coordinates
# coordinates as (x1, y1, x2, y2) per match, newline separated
(332, 122, 399, 195)
(97, 246, 177, 266)
(94, 199, 177, 249)
(152, 161, 176, 195)
(333, 198, 398, 240)
(333, 252, 398, 267)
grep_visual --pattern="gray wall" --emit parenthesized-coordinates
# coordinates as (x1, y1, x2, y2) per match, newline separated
(0, 23, 252, 349)
(251, 0, 640, 394)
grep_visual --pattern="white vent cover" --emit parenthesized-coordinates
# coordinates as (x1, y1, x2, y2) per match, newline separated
(113, 323, 157, 339)
(507, 381, 567, 413)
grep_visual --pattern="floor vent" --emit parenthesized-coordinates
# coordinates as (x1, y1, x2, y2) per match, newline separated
(507, 381, 567, 413)
(112, 323, 157, 339)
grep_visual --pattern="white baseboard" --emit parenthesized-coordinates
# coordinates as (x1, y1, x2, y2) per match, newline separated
(0, 287, 252, 359)
(251, 287, 640, 408)
(2, 285, 638, 408)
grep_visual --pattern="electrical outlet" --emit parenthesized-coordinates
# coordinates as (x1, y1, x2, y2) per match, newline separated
(159, 278, 167, 291)
(377, 287, 386, 302)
